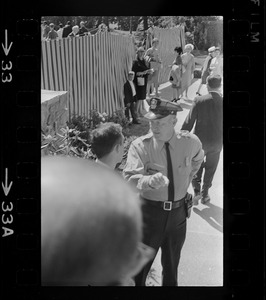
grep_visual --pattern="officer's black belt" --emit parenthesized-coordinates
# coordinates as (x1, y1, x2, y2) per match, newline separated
(142, 196, 186, 211)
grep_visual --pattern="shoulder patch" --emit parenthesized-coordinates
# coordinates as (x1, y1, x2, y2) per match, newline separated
(177, 130, 192, 139)
(140, 132, 153, 141)
(131, 132, 152, 148)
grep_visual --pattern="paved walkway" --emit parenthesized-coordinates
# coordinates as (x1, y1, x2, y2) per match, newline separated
(144, 79, 223, 286)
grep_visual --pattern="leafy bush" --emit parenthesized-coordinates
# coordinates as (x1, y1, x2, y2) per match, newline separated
(41, 126, 95, 159)
(41, 109, 133, 167)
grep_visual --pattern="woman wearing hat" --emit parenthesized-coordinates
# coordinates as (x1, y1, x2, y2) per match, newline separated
(181, 44, 195, 100)
(132, 47, 154, 117)
(169, 46, 184, 102)
(196, 46, 216, 96)
(144, 38, 162, 97)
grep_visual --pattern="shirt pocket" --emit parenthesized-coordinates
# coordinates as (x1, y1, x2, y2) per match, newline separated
(177, 157, 191, 176)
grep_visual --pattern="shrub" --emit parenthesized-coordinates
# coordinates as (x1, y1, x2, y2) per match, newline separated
(41, 109, 132, 165)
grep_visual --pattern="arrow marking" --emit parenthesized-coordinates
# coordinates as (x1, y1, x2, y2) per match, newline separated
(2, 168, 13, 196)
(2, 29, 13, 56)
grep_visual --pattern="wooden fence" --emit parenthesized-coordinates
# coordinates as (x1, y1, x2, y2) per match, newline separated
(152, 26, 186, 84)
(41, 32, 136, 118)
(41, 27, 185, 118)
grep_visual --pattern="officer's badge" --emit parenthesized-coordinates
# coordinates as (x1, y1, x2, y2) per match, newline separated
(150, 98, 158, 110)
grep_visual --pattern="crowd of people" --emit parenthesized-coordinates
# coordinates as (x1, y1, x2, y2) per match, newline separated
(41, 20, 107, 41)
(42, 33, 223, 287)
(124, 38, 223, 124)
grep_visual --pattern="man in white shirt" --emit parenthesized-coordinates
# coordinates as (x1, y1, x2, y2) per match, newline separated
(56, 23, 63, 39)
(209, 47, 223, 78)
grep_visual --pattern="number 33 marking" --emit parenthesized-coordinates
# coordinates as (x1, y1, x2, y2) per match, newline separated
(2, 60, 12, 83)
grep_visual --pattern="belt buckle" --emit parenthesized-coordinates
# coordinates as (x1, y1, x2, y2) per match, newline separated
(163, 201, 172, 211)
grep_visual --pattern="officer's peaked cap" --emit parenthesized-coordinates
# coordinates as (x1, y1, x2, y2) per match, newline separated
(145, 97, 183, 120)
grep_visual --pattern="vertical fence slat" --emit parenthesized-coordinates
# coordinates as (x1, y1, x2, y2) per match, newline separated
(46, 41, 54, 90)
(56, 40, 63, 90)
(51, 40, 59, 90)
(94, 34, 99, 112)
(89, 35, 94, 112)
(83, 36, 87, 118)
(60, 39, 67, 91)
(68, 38, 74, 116)
(102, 32, 108, 114)
(41, 41, 49, 89)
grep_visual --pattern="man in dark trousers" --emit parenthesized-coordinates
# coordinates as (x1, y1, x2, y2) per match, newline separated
(123, 71, 139, 124)
(123, 98, 204, 286)
(181, 74, 223, 204)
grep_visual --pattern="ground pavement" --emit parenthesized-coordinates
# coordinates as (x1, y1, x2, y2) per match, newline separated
(143, 79, 223, 286)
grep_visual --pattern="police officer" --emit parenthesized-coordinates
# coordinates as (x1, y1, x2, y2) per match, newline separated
(123, 98, 204, 286)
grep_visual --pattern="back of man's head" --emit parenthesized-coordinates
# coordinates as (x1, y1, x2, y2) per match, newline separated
(41, 156, 146, 285)
(207, 75, 222, 90)
(90, 122, 123, 159)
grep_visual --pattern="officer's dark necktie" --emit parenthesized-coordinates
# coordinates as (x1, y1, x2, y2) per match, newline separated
(165, 142, 175, 201)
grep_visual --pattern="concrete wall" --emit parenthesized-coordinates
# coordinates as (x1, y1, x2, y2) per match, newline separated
(41, 90, 69, 136)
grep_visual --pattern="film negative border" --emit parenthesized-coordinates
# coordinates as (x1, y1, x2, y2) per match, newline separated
(225, 0, 265, 299)
(1, 1, 265, 300)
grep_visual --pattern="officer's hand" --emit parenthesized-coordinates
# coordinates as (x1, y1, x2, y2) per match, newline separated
(149, 172, 169, 189)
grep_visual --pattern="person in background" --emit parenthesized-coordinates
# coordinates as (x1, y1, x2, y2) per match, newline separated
(181, 75, 223, 205)
(145, 38, 162, 97)
(79, 21, 89, 36)
(68, 25, 79, 38)
(47, 23, 58, 40)
(196, 46, 216, 96)
(169, 46, 183, 102)
(132, 47, 154, 118)
(41, 156, 155, 286)
(42, 21, 50, 40)
(62, 21, 72, 38)
(123, 71, 140, 124)
(123, 97, 204, 286)
(181, 43, 195, 100)
(209, 47, 223, 78)
(56, 23, 64, 39)
(90, 122, 125, 170)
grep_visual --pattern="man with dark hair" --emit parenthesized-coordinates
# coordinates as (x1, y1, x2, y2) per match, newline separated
(181, 74, 223, 204)
(41, 156, 155, 286)
(124, 98, 204, 286)
(62, 21, 72, 38)
(90, 122, 124, 169)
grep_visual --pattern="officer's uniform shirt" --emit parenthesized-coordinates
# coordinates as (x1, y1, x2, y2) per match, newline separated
(123, 131, 204, 201)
